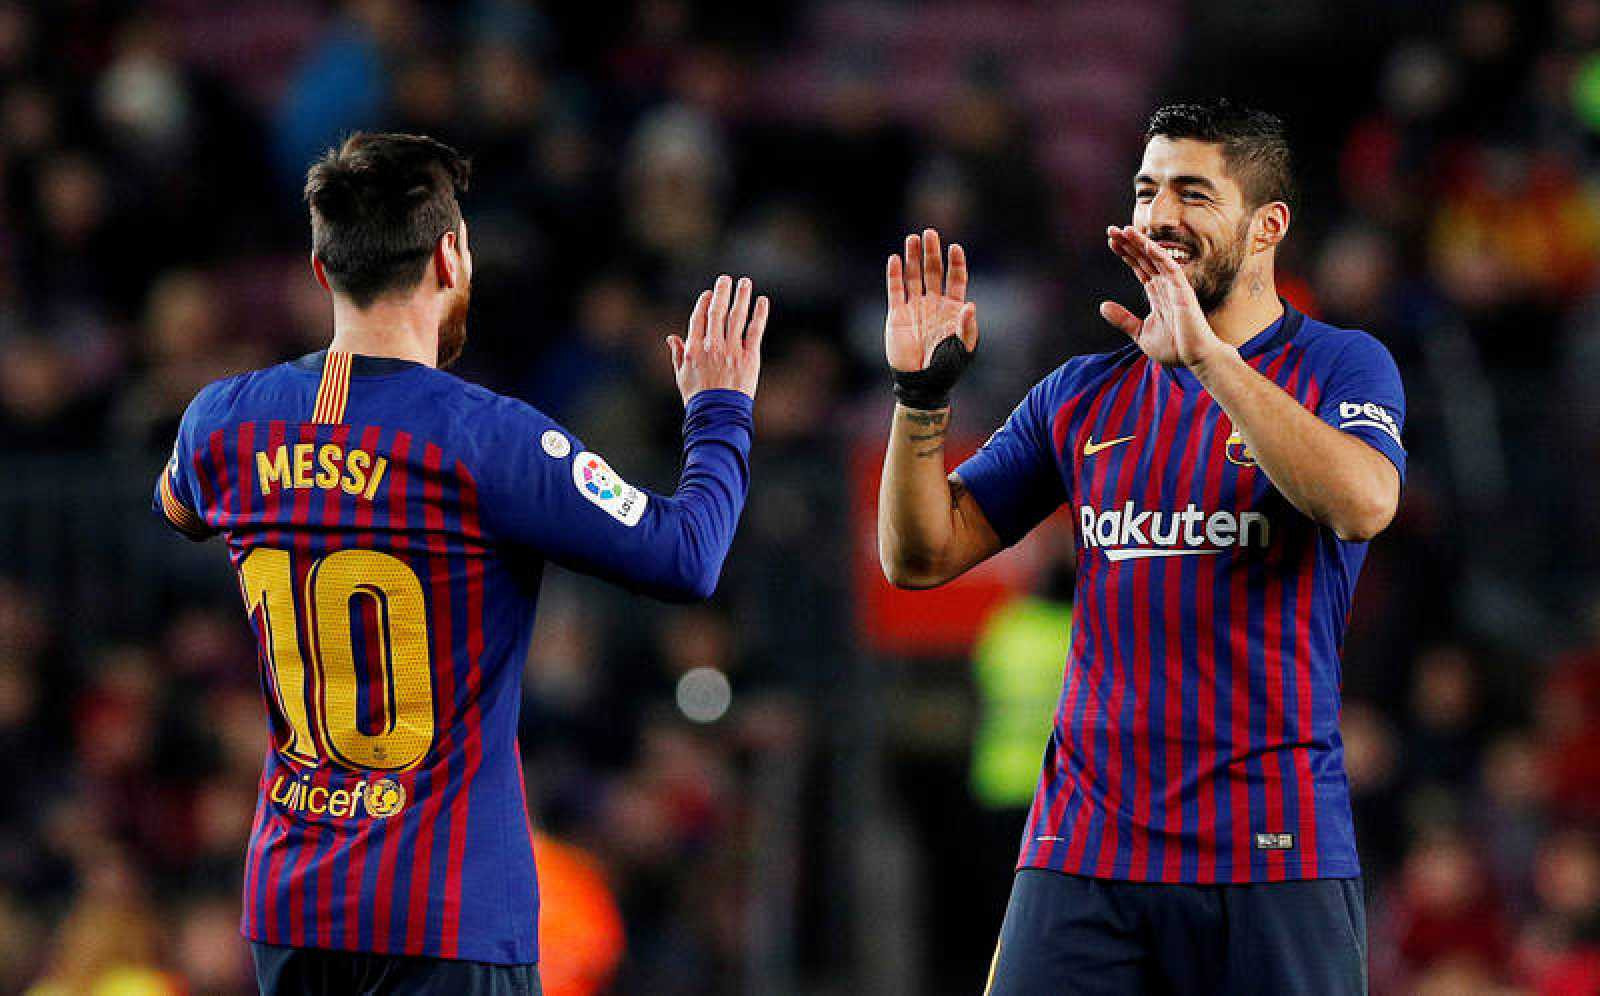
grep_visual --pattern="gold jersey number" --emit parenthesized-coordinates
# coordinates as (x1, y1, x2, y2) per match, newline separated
(239, 547, 435, 771)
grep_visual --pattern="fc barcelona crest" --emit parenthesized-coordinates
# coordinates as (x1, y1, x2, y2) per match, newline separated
(1225, 428, 1257, 467)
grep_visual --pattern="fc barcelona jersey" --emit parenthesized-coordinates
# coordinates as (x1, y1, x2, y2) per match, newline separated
(155, 349, 754, 964)
(956, 305, 1406, 884)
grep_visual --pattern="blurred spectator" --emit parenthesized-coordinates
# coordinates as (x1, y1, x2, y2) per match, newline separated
(1373, 827, 1512, 989)
(0, 1, 1594, 992)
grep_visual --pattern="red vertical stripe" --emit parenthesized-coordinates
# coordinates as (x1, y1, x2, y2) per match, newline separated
(371, 431, 412, 952)
(405, 443, 453, 954)
(262, 422, 287, 547)
(243, 771, 268, 937)
(1063, 358, 1144, 875)
(1095, 358, 1155, 877)
(1192, 393, 1226, 881)
(1226, 349, 1294, 880)
(1128, 366, 1186, 878)
(236, 422, 256, 545)
(440, 466, 489, 958)
(313, 425, 351, 946)
(256, 420, 288, 943)
(1261, 353, 1304, 880)
(1029, 387, 1095, 870)
(207, 430, 230, 530)
(1042, 373, 1122, 870)
(345, 424, 383, 939)
(284, 424, 321, 947)
(1295, 372, 1324, 878)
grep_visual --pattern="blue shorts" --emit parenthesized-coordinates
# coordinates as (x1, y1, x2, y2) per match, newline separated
(250, 942, 541, 996)
(984, 869, 1366, 996)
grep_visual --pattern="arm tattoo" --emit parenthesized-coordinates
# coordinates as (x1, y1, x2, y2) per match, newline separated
(903, 408, 949, 458)
(947, 476, 967, 510)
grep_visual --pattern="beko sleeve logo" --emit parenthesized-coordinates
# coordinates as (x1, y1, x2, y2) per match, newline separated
(1337, 401, 1402, 446)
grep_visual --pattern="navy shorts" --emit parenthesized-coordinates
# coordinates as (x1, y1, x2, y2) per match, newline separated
(984, 869, 1366, 996)
(250, 942, 542, 996)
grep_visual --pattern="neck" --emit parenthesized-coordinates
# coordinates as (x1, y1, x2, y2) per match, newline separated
(328, 293, 439, 367)
(1204, 260, 1283, 347)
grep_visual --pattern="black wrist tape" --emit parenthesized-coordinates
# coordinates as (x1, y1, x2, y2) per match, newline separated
(892, 335, 976, 410)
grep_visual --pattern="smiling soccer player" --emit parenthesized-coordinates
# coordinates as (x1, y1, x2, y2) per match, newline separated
(153, 132, 768, 996)
(877, 100, 1404, 994)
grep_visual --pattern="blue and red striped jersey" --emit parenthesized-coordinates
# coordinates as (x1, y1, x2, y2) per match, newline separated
(154, 349, 754, 964)
(956, 305, 1405, 884)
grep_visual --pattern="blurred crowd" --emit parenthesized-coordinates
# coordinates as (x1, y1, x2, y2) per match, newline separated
(0, 0, 1593, 993)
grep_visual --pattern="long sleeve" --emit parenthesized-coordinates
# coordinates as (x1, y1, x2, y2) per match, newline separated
(473, 389, 755, 602)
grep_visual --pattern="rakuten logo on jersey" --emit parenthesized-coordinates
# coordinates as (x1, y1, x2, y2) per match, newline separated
(1079, 502, 1270, 562)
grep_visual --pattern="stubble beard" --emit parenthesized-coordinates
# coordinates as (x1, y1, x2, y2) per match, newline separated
(1156, 219, 1251, 314)
(437, 282, 470, 368)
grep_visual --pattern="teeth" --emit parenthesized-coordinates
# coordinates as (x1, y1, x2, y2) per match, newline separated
(1164, 246, 1190, 262)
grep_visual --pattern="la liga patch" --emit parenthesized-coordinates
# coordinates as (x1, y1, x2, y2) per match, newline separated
(572, 451, 647, 526)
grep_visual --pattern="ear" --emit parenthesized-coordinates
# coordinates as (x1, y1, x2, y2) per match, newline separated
(310, 253, 331, 292)
(433, 230, 459, 290)
(1253, 201, 1290, 253)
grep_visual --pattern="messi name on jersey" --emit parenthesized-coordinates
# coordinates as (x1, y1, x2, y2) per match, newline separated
(255, 441, 389, 499)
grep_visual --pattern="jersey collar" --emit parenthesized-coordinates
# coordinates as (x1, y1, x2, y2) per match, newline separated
(293, 349, 426, 376)
(1161, 299, 1301, 391)
(1235, 300, 1303, 362)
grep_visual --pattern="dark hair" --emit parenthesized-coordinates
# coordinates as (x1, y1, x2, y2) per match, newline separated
(1145, 99, 1293, 208)
(303, 132, 470, 307)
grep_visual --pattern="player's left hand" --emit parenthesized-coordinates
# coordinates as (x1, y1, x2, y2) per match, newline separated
(668, 274, 769, 404)
(1099, 225, 1234, 371)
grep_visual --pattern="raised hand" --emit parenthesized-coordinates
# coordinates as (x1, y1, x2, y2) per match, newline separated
(1100, 225, 1229, 370)
(885, 228, 979, 373)
(668, 275, 769, 404)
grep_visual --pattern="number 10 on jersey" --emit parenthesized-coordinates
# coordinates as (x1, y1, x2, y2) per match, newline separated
(238, 547, 436, 772)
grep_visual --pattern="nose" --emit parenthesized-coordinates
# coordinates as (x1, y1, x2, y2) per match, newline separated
(1144, 188, 1183, 234)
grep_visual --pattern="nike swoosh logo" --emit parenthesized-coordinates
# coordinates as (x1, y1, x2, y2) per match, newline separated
(1083, 435, 1136, 456)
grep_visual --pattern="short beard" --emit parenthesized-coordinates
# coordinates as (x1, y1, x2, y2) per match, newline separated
(1154, 218, 1250, 314)
(437, 282, 470, 368)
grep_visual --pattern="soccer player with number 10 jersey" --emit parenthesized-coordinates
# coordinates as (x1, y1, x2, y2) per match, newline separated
(154, 133, 769, 995)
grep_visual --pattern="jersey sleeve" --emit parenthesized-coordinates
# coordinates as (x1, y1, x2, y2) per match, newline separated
(151, 393, 218, 541)
(472, 389, 755, 602)
(953, 370, 1070, 547)
(1315, 332, 1407, 482)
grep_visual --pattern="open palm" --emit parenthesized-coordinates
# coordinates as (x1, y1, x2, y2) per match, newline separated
(1099, 225, 1222, 369)
(885, 229, 979, 372)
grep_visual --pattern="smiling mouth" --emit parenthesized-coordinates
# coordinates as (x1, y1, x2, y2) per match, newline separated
(1156, 241, 1196, 264)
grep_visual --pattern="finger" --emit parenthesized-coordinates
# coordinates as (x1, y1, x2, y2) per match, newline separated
(886, 254, 906, 314)
(667, 334, 685, 371)
(904, 234, 923, 301)
(947, 243, 969, 301)
(922, 228, 943, 296)
(1133, 228, 1187, 283)
(728, 276, 753, 343)
(1109, 229, 1156, 283)
(706, 274, 732, 350)
(744, 295, 769, 355)
(685, 290, 711, 353)
(1099, 300, 1143, 340)
(959, 301, 979, 351)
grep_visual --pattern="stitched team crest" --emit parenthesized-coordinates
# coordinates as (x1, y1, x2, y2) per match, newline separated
(1225, 427, 1257, 467)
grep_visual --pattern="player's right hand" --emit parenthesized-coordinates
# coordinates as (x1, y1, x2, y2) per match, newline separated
(885, 228, 979, 373)
(668, 274, 769, 404)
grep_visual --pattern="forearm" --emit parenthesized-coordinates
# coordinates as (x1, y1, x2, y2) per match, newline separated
(1192, 350, 1398, 541)
(877, 404, 963, 586)
(658, 389, 754, 599)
